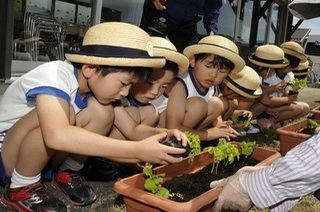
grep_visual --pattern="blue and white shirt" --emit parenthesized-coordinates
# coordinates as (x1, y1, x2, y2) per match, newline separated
(0, 60, 90, 131)
(152, 69, 220, 113)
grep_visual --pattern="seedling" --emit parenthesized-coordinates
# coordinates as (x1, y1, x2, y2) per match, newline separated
(143, 165, 170, 198)
(240, 141, 256, 158)
(185, 131, 201, 161)
(289, 78, 308, 92)
(307, 118, 320, 130)
(204, 138, 240, 174)
(230, 114, 251, 129)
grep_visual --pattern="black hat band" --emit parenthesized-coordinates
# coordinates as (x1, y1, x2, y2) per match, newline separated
(226, 75, 257, 95)
(71, 45, 152, 58)
(251, 54, 286, 64)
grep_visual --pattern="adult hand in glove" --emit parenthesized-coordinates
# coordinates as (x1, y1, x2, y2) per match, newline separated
(210, 166, 266, 212)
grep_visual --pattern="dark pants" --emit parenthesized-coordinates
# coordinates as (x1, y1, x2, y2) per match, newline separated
(140, 2, 201, 53)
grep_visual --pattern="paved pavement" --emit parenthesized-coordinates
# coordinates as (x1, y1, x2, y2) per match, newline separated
(0, 83, 320, 211)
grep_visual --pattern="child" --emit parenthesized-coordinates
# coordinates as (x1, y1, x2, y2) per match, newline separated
(219, 65, 262, 134)
(109, 36, 189, 141)
(292, 59, 312, 80)
(0, 22, 188, 211)
(155, 35, 245, 141)
(248, 44, 309, 126)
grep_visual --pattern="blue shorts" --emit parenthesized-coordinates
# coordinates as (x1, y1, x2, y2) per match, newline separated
(0, 131, 9, 185)
(0, 131, 55, 185)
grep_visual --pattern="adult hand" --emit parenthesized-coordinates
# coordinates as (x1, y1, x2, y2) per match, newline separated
(153, 0, 167, 10)
(210, 166, 265, 212)
(207, 121, 239, 141)
(137, 132, 185, 164)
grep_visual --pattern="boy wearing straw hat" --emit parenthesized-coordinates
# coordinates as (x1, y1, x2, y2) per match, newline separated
(247, 44, 309, 126)
(109, 37, 189, 141)
(219, 65, 262, 134)
(81, 37, 189, 180)
(155, 35, 245, 142)
(0, 22, 188, 211)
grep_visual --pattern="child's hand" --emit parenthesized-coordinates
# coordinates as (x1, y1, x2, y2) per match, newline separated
(137, 133, 185, 165)
(287, 94, 298, 104)
(275, 80, 286, 91)
(165, 129, 188, 147)
(206, 121, 239, 141)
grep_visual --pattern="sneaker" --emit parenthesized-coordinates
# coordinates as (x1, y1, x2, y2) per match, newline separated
(0, 181, 67, 212)
(51, 171, 96, 206)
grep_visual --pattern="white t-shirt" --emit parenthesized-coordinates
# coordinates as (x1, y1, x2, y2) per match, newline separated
(262, 71, 294, 97)
(152, 69, 220, 113)
(0, 60, 89, 131)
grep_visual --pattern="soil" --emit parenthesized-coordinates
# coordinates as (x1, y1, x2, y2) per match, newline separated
(299, 128, 315, 135)
(163, 155, 259, 202)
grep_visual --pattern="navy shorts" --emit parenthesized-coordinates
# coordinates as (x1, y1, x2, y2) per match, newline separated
(0, 131, 55, 185)
(0, 131, 10, 185)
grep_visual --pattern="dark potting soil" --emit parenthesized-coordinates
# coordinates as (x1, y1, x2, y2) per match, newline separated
(299, 128, 315, 135)
(162, 156, 259, 202)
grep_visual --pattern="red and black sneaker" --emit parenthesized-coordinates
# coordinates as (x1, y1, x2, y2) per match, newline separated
(51, 171, 96, 206)
(0, 181, 67, 212)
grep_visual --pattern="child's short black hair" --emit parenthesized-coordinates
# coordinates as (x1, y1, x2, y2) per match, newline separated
(163, 60, 179, 76)
(72, 62, 151, 83)
(194, 53, 235, 72)
(285, 54, 300, 68)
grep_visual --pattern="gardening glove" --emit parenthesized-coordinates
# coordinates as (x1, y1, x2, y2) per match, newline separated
(210, 166, 265, 212)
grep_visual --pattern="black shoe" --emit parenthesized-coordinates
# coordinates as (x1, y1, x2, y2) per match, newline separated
(0, 181, 67, 212)
(51, 171, 96, 206)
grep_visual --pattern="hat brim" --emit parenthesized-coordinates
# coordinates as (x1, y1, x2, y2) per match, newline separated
(224, 79, 262, 99)
(282, 47, 307, 62)
(183, 44, 245, 73)
(153, 48, 189, 75)
(65, 53, 165, 68)
(248, 55, 289, 68)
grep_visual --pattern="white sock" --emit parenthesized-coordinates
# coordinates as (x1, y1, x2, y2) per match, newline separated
(58, 157, 84, 172)
(10, 169, 41, 189)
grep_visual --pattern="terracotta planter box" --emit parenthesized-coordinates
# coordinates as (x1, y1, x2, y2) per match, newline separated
(276, 119, 317, 156)
(113, 142, 281, 212)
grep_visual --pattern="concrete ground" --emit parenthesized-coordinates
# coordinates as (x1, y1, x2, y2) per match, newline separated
(0, 83, 320, 211)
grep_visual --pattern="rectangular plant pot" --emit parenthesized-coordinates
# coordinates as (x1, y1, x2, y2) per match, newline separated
(113, 142, 281, 212)
(276, 119, 317, 156)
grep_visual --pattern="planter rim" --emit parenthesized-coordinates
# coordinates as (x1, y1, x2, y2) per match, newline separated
(113, 142, 281, 212)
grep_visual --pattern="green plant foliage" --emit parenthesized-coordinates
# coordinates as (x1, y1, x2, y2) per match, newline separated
(240, 141, 256, 158)
(204, 138, 240, 174)
(143, 165, 170, 198)
(230, 114, 251, 128)
(307, 119, 320, 129)
(289, 78, 308, 91)
(185, 131, 201, 161)
(259, 126, 277, 143)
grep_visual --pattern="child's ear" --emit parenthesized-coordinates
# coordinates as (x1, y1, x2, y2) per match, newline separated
(189, 55, 196, 68)
(82, 65, 97, 78)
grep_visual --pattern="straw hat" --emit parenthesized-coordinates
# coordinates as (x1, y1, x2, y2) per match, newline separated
(248, 44, 289, 68)
(65, 22, 165, 68)
(280, 41, 307, 62)
(223, 65, 262, 98)
(150, 37, 189, 75)
(292, 60, 311, 76)
(183, 35, 245, 73)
